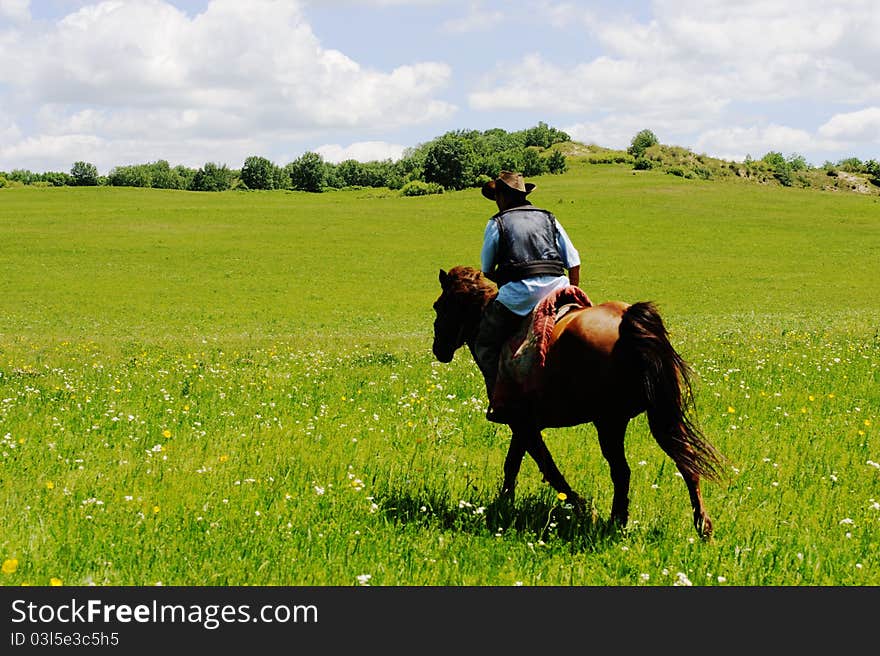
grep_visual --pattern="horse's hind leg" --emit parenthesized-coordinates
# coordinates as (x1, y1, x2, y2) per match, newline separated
(651, 435, 713, 538)
(595, 416, 631, 528)
(676, 466, 712, 539)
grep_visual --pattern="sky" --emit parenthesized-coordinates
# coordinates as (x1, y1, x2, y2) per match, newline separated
(1, 0, 879, 173)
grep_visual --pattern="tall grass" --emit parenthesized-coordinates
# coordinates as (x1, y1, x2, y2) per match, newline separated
(1, 166, 877, 585)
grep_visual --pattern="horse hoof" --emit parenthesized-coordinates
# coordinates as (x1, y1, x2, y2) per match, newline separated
(696, 514, 714, 541)
(611, 513, 629, 529)
(565, 492, 589, 517)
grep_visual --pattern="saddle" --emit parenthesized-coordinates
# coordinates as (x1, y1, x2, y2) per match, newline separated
(492, 286, 592, 413)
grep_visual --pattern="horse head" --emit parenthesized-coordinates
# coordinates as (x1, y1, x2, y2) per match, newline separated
(432, 267, 495, 363)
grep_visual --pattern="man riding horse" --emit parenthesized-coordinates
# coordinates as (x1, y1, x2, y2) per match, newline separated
(432, 175, 722, 537)
(476, 171, 582, 423)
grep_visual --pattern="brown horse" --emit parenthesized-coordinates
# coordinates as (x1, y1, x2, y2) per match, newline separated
(432, 266, 724, 538)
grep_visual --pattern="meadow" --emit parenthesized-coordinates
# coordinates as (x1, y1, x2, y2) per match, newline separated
(0, 162, 878, 586)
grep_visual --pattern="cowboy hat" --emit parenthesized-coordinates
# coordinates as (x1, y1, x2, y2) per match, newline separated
(481, 171, 536, 201)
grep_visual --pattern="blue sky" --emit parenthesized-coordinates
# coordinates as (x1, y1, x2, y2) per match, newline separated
(1, 0, 878, 173)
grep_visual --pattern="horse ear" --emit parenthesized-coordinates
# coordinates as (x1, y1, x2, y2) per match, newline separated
(439, 269, 449, 287)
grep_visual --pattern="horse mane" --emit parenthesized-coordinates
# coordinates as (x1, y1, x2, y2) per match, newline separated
(446, 265, 498, 306)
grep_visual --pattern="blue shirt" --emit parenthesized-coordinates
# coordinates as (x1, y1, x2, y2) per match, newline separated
(481, 212, 581, 316)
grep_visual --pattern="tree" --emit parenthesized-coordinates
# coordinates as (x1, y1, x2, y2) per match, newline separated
(786, 153, 808, 172)
(70, 161, 99, 186)
(190, 162, 232, 192)
(241, 156, 279, 190)
(108, 164, 151, 187)
(627, 129, 659, 158)
(865, 159, 880, 185)
(521, 148, 547, 177)
(272, 165, 291, 190)
(174, 165, 197, 190)
(8, 169, 35, 184)
(286, 152, 325, 192)
(761, 151, 786, 169)
(150, 160, 184, 190)
(38, 171, 72, 187)
(423, 133, 476, 190)
(521, 121, 570, 149)
(762, 152, 792, 187)
(336, 159, 367, 187)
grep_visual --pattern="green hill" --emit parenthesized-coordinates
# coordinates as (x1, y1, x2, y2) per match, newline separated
(553, 141, 880, 196)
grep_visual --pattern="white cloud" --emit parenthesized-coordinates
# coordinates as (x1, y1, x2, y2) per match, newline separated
(473, 0, 880, 161)
(440, 1, 502, 33)
(818, 107, 880, 143)
(562, 117, 655, 152)
(692, 124, 841, 162)
(301, 0, 445, 5)
(0, 0, 30, 22)
(481, 1, 880, 109)
(0, 0, 455, 171)
(315, 141, 406, 163)
(471, 53, 725, 122)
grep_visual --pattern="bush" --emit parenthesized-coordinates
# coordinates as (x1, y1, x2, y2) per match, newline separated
(633, 157, 654, 170)
(546, 150, 567, 174)
(666, 166, 696, 179)
(774, 166, 794, 187)
(693, 166, 713, 180)
(836, 157, 863, 173)
(400, 180, 444, 196)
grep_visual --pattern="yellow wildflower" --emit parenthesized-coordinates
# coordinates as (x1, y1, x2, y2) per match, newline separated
(50, 578, 62, 586)
(2, 558, 18, 575)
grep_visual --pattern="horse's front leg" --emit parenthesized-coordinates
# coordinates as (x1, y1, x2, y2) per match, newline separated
(500, 432, 527, 502)
(514, 422, 587, 515)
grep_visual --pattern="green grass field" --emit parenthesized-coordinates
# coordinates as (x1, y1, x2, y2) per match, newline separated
(1, 163, 878, 586)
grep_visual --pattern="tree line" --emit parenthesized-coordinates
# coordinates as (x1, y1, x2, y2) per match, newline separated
(0, 122, 570, 194)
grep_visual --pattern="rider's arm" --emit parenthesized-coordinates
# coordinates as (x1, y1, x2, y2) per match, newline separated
(555, 219, 581, 287)
(480, 220, 499, 277)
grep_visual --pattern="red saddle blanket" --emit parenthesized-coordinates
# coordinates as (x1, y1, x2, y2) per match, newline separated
(493, 285, 592, 408)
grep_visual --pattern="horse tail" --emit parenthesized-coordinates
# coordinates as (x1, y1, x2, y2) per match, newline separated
(618, 302, 724, 482)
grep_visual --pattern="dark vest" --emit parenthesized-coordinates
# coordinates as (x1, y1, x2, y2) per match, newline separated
(490, 205, 565, 286)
